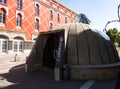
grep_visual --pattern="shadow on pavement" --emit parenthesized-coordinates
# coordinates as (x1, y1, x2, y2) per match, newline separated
(0, 64, 85, 89)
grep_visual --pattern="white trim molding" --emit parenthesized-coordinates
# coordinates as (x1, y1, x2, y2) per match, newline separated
(49, 21, 54, 25)
(35, 16, 40, 23)
(16, 10, 24, 19)
(0, 5, 8, 15)
(35, 1, 41, 8)
(49, 8, 54, 13)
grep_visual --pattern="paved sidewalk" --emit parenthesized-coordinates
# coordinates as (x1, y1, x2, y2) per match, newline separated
(0, 60, 26, 74)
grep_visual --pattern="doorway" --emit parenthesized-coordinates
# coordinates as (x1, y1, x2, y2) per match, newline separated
(42, 32, 60, 69)
(26, 31, 65, 80)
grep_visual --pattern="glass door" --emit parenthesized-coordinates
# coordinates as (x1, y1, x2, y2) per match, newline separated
(2, 40, 7, 53)
(0, 38, 8, 54)
(13, 39, 23, 53)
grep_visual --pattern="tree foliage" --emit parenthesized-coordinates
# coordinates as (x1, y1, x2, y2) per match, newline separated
(78, 13, 91, 24)
(106, 28, 120, 44)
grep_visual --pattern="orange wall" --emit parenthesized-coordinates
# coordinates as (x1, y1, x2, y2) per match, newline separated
(22, 0, 35, 40)
(0, 0, 78, 40)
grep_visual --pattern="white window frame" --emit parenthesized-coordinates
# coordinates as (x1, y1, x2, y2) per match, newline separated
(35, 19, 39, 32)
(65, 16, 67, 23)
(17, 0, 22, 9)
(49, 22, 53, 29)
(35, 17, 40, 32)
(16, 16, 22, 28)
(50, 9, 53, 21)
(16, 11, 24, 29)
(35, 5, 39, 16)
(0, 13, 5, 26)
(49, 21, 54, 29)
(0, 0, 6, 4)
(0, 6, 8, 15)
(0, 38, 8, 54)
(50, 0, 52, 5)
(13, 39, 23, 53)
(57, 12, 60, 23)
(35, 1, 41, 16)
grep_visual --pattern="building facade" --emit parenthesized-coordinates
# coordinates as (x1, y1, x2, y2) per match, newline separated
(0, 0, 78, 58)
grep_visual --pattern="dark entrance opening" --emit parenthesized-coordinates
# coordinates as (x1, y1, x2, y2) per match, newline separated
(26, 31, 65, 81)
(41, 31, 65, 81)
(42, 32, 60, 69)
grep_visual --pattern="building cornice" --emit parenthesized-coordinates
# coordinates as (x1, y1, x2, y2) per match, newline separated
(35, 0, 78, 21)
(0, 29, 26, 40)
(53, 0, 78, 15)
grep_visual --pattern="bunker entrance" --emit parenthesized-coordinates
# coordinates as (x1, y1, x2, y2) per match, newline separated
(41, 31, 65, 81)
(26, 30, 65, 81)
(42, 33, 60, 69)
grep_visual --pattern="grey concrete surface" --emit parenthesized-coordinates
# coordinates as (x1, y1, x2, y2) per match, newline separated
(0, 66, 117, 89)
(0, 60, 25, 74)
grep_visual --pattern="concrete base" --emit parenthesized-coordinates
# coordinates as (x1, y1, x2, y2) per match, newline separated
(54, 68, 61, 81)
(70, 62, 120, 80)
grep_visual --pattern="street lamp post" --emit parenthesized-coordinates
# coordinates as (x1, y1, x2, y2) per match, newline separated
(103, 4, 120, 32)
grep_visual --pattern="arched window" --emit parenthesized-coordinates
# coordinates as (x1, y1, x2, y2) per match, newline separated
(13, 37, 24, 52)
(65, 17, 67, 23)
(50, 10, 53, 20)
(35, 19, 39, 32)
(0, 0, 6, 4)
(0, 35, 8, 54)
(16, 13, 22, 27)
(35, 4, 39, 16)
(50, 0, 52, 5)
(57, 13, 60, 23)
(0, 8, 6, 25)
(17, 0, 22, 9)
(50, 22, 53, 29)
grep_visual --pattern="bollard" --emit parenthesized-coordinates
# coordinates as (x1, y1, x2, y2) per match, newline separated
(14, 54, 20, 62)
(54, 68, 64, 81)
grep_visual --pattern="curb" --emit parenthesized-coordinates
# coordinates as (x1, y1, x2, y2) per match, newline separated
(0, 65, 25, 74)
(0, 61, 25, 74)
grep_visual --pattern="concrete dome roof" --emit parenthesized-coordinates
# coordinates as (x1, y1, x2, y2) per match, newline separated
(52, 23, 119, 65)
(26, 23, 120, 80)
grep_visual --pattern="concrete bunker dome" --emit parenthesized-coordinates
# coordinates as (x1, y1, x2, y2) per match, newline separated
(26, 23, 120, 80)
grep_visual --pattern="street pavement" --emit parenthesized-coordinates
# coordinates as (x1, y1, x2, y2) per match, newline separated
(0, 59, 117, 89)
(0, 60, 25, 74)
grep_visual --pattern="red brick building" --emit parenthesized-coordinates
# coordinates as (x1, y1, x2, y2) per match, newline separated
(0, 0, 78, 58)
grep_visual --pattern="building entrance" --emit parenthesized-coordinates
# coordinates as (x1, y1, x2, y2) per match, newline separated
(41, 31, 65, 81)
(26, 31, 65, 81)
(42, 33, 60, 69)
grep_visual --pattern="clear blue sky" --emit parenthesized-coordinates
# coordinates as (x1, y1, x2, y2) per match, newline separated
(58, 0, 120, 31)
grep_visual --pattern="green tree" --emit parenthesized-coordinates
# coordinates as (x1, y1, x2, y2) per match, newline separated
(112, 28, 118, 34)
(117, 32, 120, 47)
(106, 28, 120, 44)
